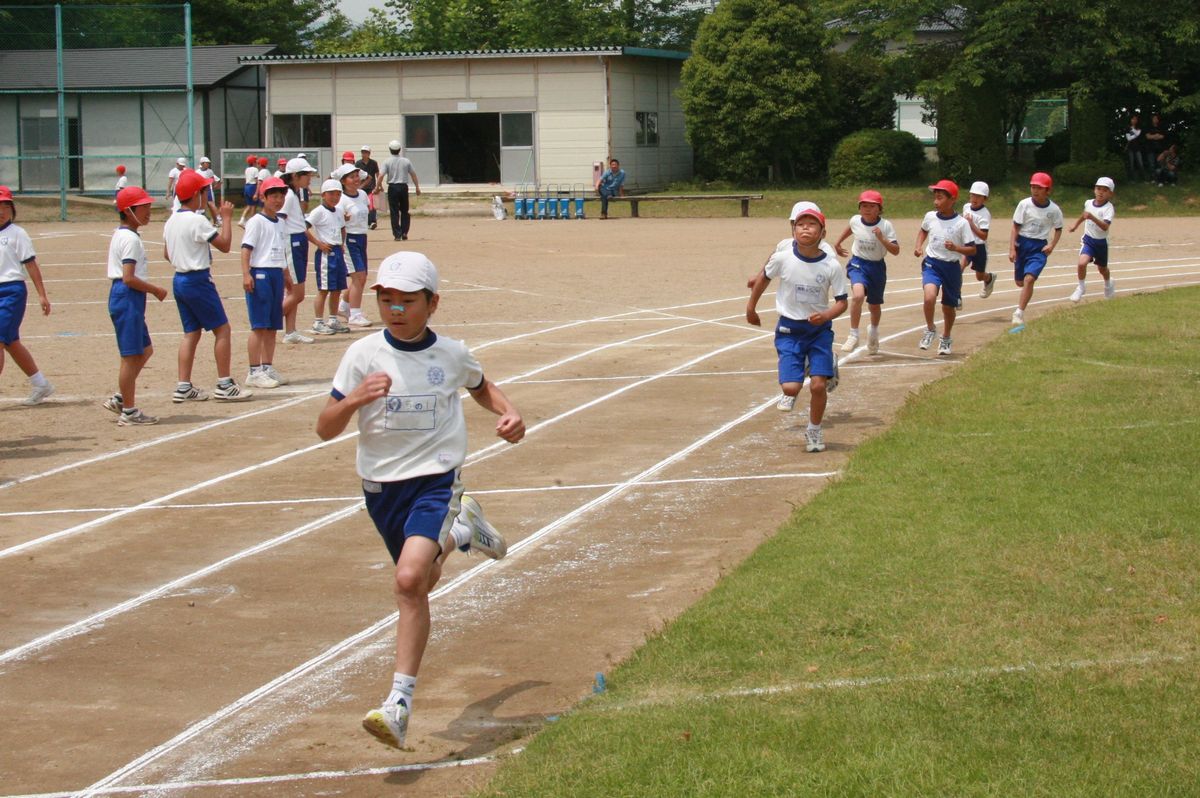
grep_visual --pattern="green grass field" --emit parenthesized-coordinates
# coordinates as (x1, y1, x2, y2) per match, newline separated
(478, 287, 1200, 797)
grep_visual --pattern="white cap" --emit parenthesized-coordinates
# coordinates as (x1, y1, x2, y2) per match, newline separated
(331, 163, 366, 180)
(1095, 176, 1115, 190)
(297, 152, 307, 158)
(969, 181, 990, 197)
(360, 144, 371, 151)
(285, 157, 318, 175)
(388, 139, 402, 151)
(199, 155, 211, 164)
(372, 251, 439, 293)
(175, 157, 187, 166)
(319, 178, 343, 194)
(788, 200, 823, 222)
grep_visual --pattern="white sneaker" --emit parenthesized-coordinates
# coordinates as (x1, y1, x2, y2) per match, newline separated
(362, 701, 409, 749)
(777, 393, 796, 412)
(264, 365, 289, 386)
(457, 495, 507, 559)
(1012, 308, 1024, 326)
(937, 336, 952, 356)
(867, 327, 880, 354)
(919, 329, 936, 350)
(840, 331, 859, 353)
(22, 382, 55, 406)
(1104, 280, 1116, 299)
(283, 330, 314, 344)
(348, 314, 373, 328)
(980, 273, 996, 299)
(311, 320, 336, 336)
(1069, 286, 1085, 304)
(804, 427, 825, 453)
(328, 318, 351, 334)
(246, 370, 280, 389)
(172, 383, 209, 403)
(117, 409, 158, 426)
(102, 393, 124, 414)
(213, 381, 252, 401)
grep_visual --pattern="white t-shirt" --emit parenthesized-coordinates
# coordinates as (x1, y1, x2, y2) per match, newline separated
(282, 189, 307, 234)
(244, 166, 258, 184)
(306, 203, 345, 246)
(1082, 199, 1115, 240)
(920, 212, 974, 262)
(339, 189, 370, 234)
(332, 330, 485, 482)
(107, 227, 148, 280)
(240, 213, 288, 269)
(1012, 197, 1064, 242)
(167, 167, 181, 186)
(163, 209, 218, 272)
(256, 167, 271, 185)
(773, 238, 839, 260)
(962, 203, 991, 244)
(114, 175, 128, 192)
(0, 221, 36, 283)
(848, 215, 897, 261)
(197, 167, 220, 185)
(764, 244, 849, 321)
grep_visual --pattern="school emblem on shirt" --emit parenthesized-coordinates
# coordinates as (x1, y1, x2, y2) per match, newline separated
(427, 366, 445, 386)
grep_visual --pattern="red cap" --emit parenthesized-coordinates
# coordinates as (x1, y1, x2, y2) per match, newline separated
(341, 150, 355, 162)
(1030, 171, 1053, 188)
(174, 169, 213, 201)
(928, 179, 959, 200)
(259, 176, 287, 194)
(246, 154, 257, 165)
(277, 157, 288, 167)
(116, 186, 153, 212)
(858, 189, 884, 206)
(256, 157, 268, 167)
(115, 165, 126, 174)
(0, 185, 13, 203)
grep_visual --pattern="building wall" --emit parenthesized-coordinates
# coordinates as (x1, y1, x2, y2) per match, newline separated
(0, 96, 18, 187)
(608, 57, 690, 190)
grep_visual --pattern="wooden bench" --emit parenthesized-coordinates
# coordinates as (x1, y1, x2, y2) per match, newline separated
(605, 193, 765, 217)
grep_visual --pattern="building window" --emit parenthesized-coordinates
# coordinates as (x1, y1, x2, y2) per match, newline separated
(405, 115, 436, 149)
(636, 111, 658, 147)
(272, 114, 331, 148)
(501, 113, 533, 147)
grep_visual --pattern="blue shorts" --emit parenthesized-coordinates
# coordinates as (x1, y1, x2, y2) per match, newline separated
(244, 267, 284, 330)
(1080, 235, 1109, 268)
(243, 184, 258, 207)
(363, 469, 463, 563)
(0, 280, 28, 345)
(108, 280, 152, 357)
(847, 256, 887, 305)
(173, 270, 228, 333)
(966, 242, 988, 272)
(346, 233, 368, 273)
(314, 245, 348, 292)
(1014, 235, 1048, 283)
(289, 233, 309, 284)
(922, 257, 962, 308)
(774, 317, 835, 382)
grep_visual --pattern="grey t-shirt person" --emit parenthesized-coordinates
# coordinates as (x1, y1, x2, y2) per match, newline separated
(382, 155, 417, 186)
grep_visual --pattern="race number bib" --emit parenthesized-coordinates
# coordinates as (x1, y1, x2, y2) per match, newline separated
(384, 394, 436, 430)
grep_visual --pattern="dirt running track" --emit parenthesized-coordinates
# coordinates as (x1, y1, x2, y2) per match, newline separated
(0, 212, 1195, 797)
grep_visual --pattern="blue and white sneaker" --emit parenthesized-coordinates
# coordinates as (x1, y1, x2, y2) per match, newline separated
(457, 495, 507, 559)
(362, 700, 409, 749)
(919, 329, 936, 350)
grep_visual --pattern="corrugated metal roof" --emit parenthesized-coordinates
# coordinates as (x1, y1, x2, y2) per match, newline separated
(0, 44, 275, 91)
(239, 45, 687, 65)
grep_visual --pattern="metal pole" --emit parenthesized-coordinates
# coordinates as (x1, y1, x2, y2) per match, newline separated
(55, 4, 67, 221)
(185, 3, 194, 165)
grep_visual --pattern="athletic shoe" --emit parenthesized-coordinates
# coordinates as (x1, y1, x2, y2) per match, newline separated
(102, 393, 124, 414)
(311, 320, 336, 336)
(937, 336, 952, 356)
(919, 329, 936, 350)
(1012, 308, 1024, 326)
(236, 220, 245, 229)
(369, 222, 377, 230)
(283, 330, 315, 344)
(172, 384, 209, 403)
(867, 326, 880, 354)
(1104, 280, 1116, 299)
(117, 409, 158, 426)
(348, 314, 373, 328)
(362, 701, 409, 749)
(22, 382, 55, 406)
(457, 495, 507, 559)
(804, 427, 826, 453)
(777, 393, 796, 412)
(246, 370, 280, 389)
(840, 331, 859, 353)
(328, 318, 352, 334)
(1069, 286, 1085, 304)
(213, 381, 252, 401)
(980, 273, 996, 299)
(827, 358, 840, 393)
(264, 365, 289, 386)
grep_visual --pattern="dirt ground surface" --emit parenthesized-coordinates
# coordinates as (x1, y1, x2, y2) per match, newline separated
(1, 211, 1195, 798)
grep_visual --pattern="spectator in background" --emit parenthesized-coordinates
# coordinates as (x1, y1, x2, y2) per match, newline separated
(1144, 114, 1167, 178)
(1155, 144, 1181, 186)
(381, 140, 420, 241)
(356, 146, 381, 230)
(1124, 115, 1148, 181)
(596, 158, 626, 220)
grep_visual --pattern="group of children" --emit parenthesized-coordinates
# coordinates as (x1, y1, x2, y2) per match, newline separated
(746, 172, 1119, 452)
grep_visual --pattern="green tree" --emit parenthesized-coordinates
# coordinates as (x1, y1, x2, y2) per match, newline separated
(680, 0, 832, 182)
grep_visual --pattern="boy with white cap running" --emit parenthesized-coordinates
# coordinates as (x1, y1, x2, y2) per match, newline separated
(316, 251, 523, 750)
(0, 186, 55, 405)
(961, 181, 996, 298)
(1067, 177, 1116, 302)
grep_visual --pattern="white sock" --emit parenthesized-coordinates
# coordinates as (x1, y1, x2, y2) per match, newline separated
(868, 324, 878, 334)
(30, 371, 48, 388)
(450, 515, 472, 550)
(849, 327, 859, 335)
(807, 422, 821, 432)
(386, 673, 416, 709)
(1078, 279, 1086, 289)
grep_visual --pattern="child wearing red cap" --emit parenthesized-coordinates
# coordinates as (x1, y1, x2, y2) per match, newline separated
(114, 165, 128, 201)
(239, 155, 259, 227)
(0, 186, 55, 405)
(914, 180, 976, 356)
(1008, 172, 1063, 327)
(833, 189, 899, 354)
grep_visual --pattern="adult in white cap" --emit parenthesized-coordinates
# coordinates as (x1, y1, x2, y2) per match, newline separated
(166, 156, 188, 210)
(1066, 176, 1117, 302)
(381, 139, 421, 241)
(961, 180, 996, 301)
(316, 249, 524, 751)
(356, 145, 381, 229)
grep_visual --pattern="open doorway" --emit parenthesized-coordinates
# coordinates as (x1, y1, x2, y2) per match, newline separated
(437, 113, 500, 184)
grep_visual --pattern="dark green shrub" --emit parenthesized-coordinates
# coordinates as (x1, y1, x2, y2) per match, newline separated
(1035, 129, 1071, 171)
(828, 129, 926, 187)
(1054, 157, 1125, 187)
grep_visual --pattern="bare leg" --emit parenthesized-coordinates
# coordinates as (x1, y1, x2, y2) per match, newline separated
(5, 340, 41, 377)
(922, 283, 939, 329)
(848, 284, 866, 330)
(349, 271, 367, 312)
(177, 329, 202, 384)
(941, 305, 957, 338)
(868, 303, 882, 326)
(1019, 275, 1036, 311)
(119, 347, 153, 408)
(808, 376, 828, 424)
(283, 283, 306, 334)
(213, 324, 232, 379)
(391, 536, 441, 675)
(780, 380, 802, 399)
